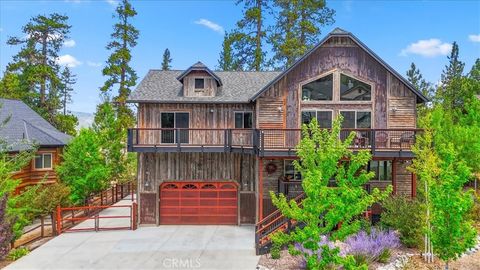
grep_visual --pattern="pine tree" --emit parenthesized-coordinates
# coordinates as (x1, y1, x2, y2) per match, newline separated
(230, 0, 269, 71)
(468, 58, 480, 82)
(5, 13, 71, 122)
(441, 42, 465, 86)
(437, 42, 468, 110)
(101, 0, 139, 128)
(270, 0, 335, 68)
(218, 32, 241, 71)
(406, 62, 434, 100)
(161, 48, 172, 71)
(59, 67, 76, 115)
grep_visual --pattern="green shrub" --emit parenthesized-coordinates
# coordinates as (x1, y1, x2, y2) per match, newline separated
(270, 242, 281, 259)
(7, 247, 29, 261)
(378, 249, 391, 263)
(380, 195, 423, 248)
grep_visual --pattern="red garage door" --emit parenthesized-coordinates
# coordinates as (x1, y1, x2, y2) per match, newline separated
(159, 181, 238, 225)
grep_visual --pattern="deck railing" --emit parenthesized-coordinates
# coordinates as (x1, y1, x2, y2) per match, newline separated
(128, 128, 422, 154)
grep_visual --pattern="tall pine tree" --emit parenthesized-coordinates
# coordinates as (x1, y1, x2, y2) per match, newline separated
(161, 48, 172, 71)
(101, 0, 139, 128)
(270, 0, 335, 68)
(440, 42, 465, 86)
(2, 13, 77, 134)
(229, 0, 269, 71)
(437, 42, 467, 110)
(59, 67, 76, 115)
(406, 62, 434, 100)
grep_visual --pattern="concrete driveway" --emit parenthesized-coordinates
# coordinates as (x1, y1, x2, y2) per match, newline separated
(6, 203, 259, 270)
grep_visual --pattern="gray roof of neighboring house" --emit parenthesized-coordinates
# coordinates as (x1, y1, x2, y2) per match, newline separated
(0, 99, 71, 152)
(128, 70, 281, 103)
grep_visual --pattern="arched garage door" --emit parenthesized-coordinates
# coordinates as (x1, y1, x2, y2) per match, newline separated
(159, 181, 238, 225)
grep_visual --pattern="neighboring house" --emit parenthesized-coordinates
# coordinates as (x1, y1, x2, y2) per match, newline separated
(127, 28, 427, 230)
(0, 98, 71, 191)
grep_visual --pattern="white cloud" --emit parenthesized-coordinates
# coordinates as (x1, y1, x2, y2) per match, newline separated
(64, 39, 76, 47)
(87, 61, 102, 67)
(400, 39, 452, 57)
(105, 0, 118, 6)
(56, 54, 82, 68)
(469, 34, 480, 43)
(194, 19, 224, 34)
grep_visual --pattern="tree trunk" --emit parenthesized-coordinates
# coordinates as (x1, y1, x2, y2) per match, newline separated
(40, 34, 48, 107)
(255, 0, 262, 71)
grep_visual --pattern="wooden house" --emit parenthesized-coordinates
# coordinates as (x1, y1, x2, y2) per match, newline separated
(0, 98, 71, 191)
(127, 28, 426, 234)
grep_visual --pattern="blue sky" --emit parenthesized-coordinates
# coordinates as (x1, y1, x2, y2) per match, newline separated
(1, 0, 479, 113)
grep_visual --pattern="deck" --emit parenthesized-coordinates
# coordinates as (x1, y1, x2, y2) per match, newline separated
(127, 128, 422, 158)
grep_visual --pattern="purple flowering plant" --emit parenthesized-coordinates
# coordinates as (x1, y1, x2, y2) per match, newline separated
(345, 228, 400, 263)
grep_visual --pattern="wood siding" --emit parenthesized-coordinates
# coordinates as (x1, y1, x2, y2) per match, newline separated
(182, 71, 218, 97)
(13, 147, 63, 191)
(139, 103, 254, 129)
(258, 36, 417, 130)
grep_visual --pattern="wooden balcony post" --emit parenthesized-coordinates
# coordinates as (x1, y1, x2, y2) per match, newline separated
(260, 131, 265, 157)
(392, 158, 397, 195)
(412, 173, 417, 198)
(371, 129, 376, 153)
(259, 158, 264, 221)
(176, 128, 181, 151)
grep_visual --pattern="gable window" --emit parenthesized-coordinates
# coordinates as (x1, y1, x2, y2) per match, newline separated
(301, 74, 333, 101)
(34, 153, 52, 170)
(301, 110, 332, 128)
(340, 74, 371, 101)
(161, 112, 190, 144)
(194, 78, 205, 89)
(340, 111, 371, 128)
(368, 160, 392, 181)
(234, 112, 253, 129)
(284, 160, 302, 181)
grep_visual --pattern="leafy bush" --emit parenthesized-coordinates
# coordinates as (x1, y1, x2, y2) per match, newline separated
(381, 195, 423, 248)
(293, 235, 337, 269)
(56, 128, 111, 204)
(345, 228, 400, 264)
(7, 247, 29, 261)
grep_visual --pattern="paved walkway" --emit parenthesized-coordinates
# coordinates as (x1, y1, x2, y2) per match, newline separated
(6, 198, 259, 270)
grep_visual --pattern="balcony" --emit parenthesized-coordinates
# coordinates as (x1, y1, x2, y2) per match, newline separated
(127, 128, 422, 158)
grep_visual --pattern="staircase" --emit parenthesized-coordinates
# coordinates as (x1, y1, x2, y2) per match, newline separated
(255, 193, 305, 255)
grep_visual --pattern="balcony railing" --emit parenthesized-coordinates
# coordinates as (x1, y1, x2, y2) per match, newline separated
(128, 128, 422, 156)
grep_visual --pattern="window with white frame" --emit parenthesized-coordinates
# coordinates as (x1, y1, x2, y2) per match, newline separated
(34, 153, 53, 170)
(301, 110, 333, 128)
(234, 112, 253, 128)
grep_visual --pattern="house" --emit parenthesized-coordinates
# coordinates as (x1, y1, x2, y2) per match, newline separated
(0, 98, 71, 191)
(127, 28, 427, 229)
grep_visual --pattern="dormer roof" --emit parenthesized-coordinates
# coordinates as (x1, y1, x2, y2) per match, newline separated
(176, 61, 223, 86)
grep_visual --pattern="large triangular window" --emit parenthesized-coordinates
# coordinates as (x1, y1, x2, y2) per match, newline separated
(340, 74, 371, 101)
(301, 74, 333, 101)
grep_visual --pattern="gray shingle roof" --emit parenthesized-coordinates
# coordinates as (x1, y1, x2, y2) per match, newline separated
(177, 61, 223, 86)
(128, 70, 281, 103)
(0, 99, 71, 151)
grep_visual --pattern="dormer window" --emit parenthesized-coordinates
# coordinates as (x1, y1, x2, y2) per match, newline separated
(194, 78, 205, 89)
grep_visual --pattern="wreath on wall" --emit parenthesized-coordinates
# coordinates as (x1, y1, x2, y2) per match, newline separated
(266, 162, 277, 174)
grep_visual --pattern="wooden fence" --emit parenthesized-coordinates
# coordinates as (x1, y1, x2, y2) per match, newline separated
(13, 180, 137, 249)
